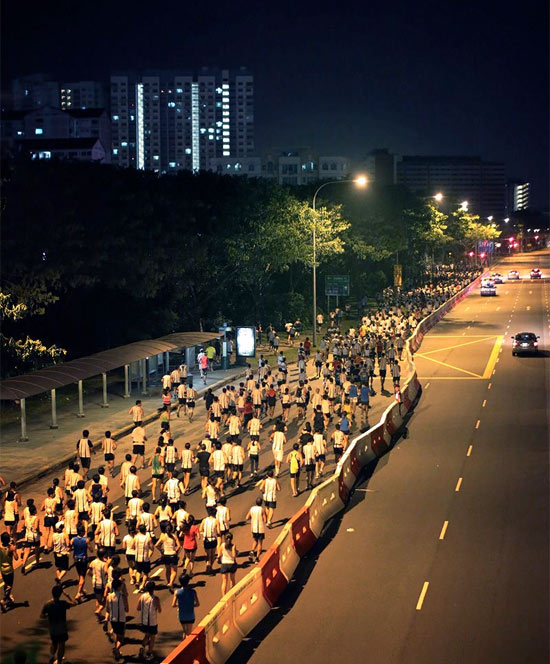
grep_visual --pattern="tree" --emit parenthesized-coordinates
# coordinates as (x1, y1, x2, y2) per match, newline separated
(0, 291, 66, 377)
(447, 209, 501, 254)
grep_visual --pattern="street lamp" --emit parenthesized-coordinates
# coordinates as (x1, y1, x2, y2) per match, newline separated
(433, 192, 444, 202)
(460, 200, 469, 211)
(487, 215, 493, 221)
(311, 175, 368, 345)
(504, 217, 510, 223)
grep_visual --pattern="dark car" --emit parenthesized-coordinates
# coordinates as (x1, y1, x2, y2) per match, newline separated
(512, 332, 540, 356)
(530, 268, 542, 279)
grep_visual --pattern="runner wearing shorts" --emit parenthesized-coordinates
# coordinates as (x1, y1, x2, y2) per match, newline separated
(246, 498, 267, 562)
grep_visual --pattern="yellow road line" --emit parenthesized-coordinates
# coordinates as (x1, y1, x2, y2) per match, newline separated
(481, 336, 504, 378)
(467, 445, 473, 456)
(418, 336, 498, 357)
(475, 419, 480, 429)
(488, 382, 492, 389)
(416, 582, 430, 610)
(439, 521, 449, 540)
(415, 354, 482, 378)
(416, 376, 484, 380)
(482, 400, 487, 407)
(455, 477, 463, 492)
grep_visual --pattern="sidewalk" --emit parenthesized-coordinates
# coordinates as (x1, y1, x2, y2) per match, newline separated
(0, 365, 246, 487)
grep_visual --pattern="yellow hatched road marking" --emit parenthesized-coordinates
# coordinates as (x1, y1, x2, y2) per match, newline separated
(481, 336, 504, 378)
(419, 336, 497, 357)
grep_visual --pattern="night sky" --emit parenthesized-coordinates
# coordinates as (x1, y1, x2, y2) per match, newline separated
(2, 0, 548, 207)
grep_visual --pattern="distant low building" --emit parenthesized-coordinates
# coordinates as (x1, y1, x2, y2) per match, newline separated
(16, 137, 108, 163)
(260, 148, 350, 185)
(1, 106, 111, 163)
(208, 156, 262, 176)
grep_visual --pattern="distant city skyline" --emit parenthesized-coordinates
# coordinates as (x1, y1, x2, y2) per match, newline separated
(1, 1, 548, 207)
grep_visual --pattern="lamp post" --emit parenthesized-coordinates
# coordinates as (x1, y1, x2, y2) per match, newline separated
(311, 176, 367, 346)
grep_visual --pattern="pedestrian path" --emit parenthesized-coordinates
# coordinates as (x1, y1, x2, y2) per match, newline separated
(0, 366, 246, 486)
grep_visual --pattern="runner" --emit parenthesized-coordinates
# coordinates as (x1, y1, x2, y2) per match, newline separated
(3, 490, 19, 539)
(41, 585, 76, 664)
(129, 399, 144, 427)
(217, 532, 237, 596)
(246, 497, 267, 562)
(200, 507, 220, 574)
(72, 523, 92, 600)
(76, 430, 94, 479)
(123, 466, 141, 505)
(180, 443, 194, 495)
(270, 427, 286, 477)
(176, 382, 187, 418)
(195, 443, 211, 493)
(122, 525, 137, 586)
(313, 431, 327, 478)
(105, 578, 129, 661)
(101, 430, 117, 476)
(163, 438, 178, 475)
(260, 470, 280, 528)
(286, 443, 303, 497)
(181, 515, 199, 577)
(186, 384, 197, 421)
(20, 504, 40, 574)
(302, 436, 316, 489)
(156, 523, 180, 591)
(149, 446, 165, 503)
(131, 424, 147, 469)
(96, 507, 119, 559)
(89, 546, 108, 620)
(247, 436, 261, 477)
(172, 573, 199, 638)
(0, 532, 18, 612)
(137, 580, 162, 661)
(231, 440, 246, 487)
(134, 524, 154, 593)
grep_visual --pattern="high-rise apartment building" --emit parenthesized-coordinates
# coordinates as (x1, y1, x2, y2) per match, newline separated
(506, 179, 530, 214)
(110, 68, 254, 173)
(397, 156, 506, 221)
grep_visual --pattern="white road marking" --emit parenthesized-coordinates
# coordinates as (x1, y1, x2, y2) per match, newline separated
(488, 382, 492, 389)
(467, 445, 473, 457)
(455, 477, 463, 492)
(439, 521, 449, 540)
(527, 306, 531, 311)
(416, 582, 430, 610)
(425, 382, 431, 389)
(475, 419, 480, 429)
(482, 400, 487, 407)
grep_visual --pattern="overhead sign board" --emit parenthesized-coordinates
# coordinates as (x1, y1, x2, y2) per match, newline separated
(235, 326, 256, 357)
(325, 275, 350, 296)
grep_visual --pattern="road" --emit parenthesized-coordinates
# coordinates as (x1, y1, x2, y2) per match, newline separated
(241, 250, 550, 664)
(0, 350, 399, 663)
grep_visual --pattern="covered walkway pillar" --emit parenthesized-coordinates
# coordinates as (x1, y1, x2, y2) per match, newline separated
(101, 372, 109, 408)
(164, 351, 170, 374)
(50, 388, 58, 429)
(123, 364, 131, 398)
(77, 379, 85, 417)
(141, 359, 148, 395)
(19, 398, 28, 441)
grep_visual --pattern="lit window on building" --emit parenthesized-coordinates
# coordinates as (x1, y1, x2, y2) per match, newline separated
(112, 115, 119, 121)
(35, 128, 43, 135)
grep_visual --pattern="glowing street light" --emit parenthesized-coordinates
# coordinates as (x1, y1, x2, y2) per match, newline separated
(487, 215, 493, 221)
(459, 200, 469, 211)
(433, 192, 444, 202)
(311, 175, 368, 345)
(504, 217, 510, 223)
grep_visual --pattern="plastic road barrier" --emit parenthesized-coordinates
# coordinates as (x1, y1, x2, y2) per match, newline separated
(290, 506, 318, 557)
(162, 626, 208, 664)
(272, 522, 301, 580)
(260, 544, 288, 607)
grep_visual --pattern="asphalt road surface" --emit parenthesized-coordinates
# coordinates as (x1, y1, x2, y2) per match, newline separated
(242, 250, 550, 664)
(1, 352, 397, 663)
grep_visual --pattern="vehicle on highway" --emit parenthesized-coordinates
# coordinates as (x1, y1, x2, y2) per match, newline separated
(508, 270, 520, 280)
(530, 268, 542, 279)
(480, 278, 497, 296)
(511, 332, 540, 356)
(491, 272, 504, 283)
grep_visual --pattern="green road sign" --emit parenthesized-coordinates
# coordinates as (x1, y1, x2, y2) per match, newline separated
(325, 275, 350, 296)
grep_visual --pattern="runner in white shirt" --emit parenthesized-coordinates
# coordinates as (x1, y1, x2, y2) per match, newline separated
(200, 508, 220, 573)
(246, 497, 267, 562)
(136, 581, 162, 660)
(89, 548, 108, 618)
(259, 471, 280, 528)
(210, 443, 227, 492)
(270, 429, 286, 477)
(302, 438, 316, 489)
(176, 383, 187, 418)
(97, 508, 119, 557)
(180, 443, 194, 495)
(313, 432, 327, 478)
(134, 525, 154, 592)
(231, 440, 246, 487)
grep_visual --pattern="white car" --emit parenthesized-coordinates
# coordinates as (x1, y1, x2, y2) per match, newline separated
(480, 279, 497, 296)
(508, 270, 520, 280)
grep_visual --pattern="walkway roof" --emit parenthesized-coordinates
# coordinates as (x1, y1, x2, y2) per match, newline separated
(0, 331, 220, 401)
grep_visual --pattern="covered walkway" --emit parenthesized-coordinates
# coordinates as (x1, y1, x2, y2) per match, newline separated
(0, 331, 219, 440)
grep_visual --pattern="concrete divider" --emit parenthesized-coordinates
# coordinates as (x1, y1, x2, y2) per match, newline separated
(163, 273, 482, 664)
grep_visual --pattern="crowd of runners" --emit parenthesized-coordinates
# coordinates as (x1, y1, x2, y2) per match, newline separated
(0, 266, 480, 663)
